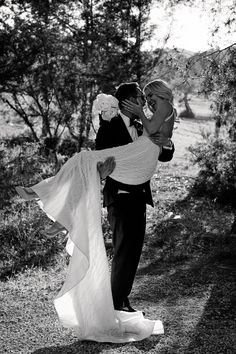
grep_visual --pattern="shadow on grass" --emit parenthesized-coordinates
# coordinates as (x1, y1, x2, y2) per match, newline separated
(183, 273, 236, 354)
(31, 337, 159, 354)
(143, 189, 235, 272)
(133, 191, 236, 353)
(139, 188, 236, 299)
(136, 248, 236, 353)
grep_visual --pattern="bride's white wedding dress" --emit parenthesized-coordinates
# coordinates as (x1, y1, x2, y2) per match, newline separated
(31, 133, 164, 342)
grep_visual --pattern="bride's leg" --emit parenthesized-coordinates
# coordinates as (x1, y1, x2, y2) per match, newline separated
(44, 221, 68, 238)
(15, 186, 39, 201)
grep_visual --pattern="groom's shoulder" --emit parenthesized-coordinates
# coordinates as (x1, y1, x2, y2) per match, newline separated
(96, 115, 122, 137)
(110, 114, 123, 127)
(111, 114, 121, 122)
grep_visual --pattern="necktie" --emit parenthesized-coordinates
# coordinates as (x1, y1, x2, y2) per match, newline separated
(130, 119, 143, 133)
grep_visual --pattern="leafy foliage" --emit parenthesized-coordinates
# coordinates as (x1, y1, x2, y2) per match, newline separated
(0, 0, 154, 152)
(189, 137, 236, 206)
(201, 46, 236, 136)
(0, 199, 65, 279)
(0, 134, 101, 279)
(0, 139, 65, 279)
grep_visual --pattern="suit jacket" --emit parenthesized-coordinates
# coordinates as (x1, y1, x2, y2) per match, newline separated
(95, 114, 175, 207)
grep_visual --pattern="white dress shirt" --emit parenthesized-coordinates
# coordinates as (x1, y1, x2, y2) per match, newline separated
(118, 113, 138, 194)
(120, 112, 138, 141)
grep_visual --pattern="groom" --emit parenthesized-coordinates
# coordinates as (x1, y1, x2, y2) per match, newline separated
(96, 82, 174, 312)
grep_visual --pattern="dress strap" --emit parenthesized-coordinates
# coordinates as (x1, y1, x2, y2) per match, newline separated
(164, 107, 176, 122)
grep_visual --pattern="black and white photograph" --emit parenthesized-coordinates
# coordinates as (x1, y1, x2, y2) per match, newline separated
(0, 0, 235, 353)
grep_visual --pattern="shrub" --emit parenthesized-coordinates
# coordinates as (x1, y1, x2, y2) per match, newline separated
(0, 199, 65, 279)
(0, 135, 105, 278)
(0, 141, 55, 212)
(189, 137, 236, 206)
(57, 138, 78, 157)
(0, 140, 54, 186)
(1, 133, 35, 148)
(0, 139, 64, 278)
(58, 137, 96, 157)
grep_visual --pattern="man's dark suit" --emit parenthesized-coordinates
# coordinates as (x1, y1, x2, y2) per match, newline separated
(96, 114, 174, 310)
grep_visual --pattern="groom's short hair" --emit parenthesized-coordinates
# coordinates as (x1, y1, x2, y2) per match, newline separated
(115, 82, 139, 108)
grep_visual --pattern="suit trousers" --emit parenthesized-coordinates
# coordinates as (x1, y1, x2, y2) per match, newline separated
(107, 192, 146, 309)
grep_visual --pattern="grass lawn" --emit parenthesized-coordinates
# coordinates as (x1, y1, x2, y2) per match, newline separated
(1, 112, 236, 353)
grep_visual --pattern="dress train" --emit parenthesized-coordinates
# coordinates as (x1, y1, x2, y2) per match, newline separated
(31, 136, 164, 342)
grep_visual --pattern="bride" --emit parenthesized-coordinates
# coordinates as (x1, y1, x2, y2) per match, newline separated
(16, 79, 176, 343)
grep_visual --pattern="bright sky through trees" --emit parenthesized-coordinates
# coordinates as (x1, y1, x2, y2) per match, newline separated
(146, 1, 235, 53)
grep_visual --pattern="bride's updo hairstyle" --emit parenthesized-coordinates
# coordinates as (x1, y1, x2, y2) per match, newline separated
(144, 79, 173, 104)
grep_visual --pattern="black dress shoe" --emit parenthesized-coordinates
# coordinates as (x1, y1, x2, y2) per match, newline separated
(116, 305, 145, 316)
(120, 305, 136, 312)
(115, 298, 145, 315)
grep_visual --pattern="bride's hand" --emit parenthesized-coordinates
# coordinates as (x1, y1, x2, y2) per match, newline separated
(122, 99, 144, 118)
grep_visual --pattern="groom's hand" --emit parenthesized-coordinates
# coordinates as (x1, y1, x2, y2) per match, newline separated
(97, 157, 116, 180)
(149, 131, 171, 147)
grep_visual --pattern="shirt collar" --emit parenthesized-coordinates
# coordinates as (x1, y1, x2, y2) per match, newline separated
(119, 111, 131, 128)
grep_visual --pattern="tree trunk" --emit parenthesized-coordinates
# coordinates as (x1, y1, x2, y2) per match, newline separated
(42, 118, 49, 137)
(214, 116, 221, 138)
(183, 93, 195, 118)
(77, 90, 87, 151)
(135, 1, 142, 83)
(41, 113, 52, 138)
(179, 93, 195, 118)
(229, 122, 236, 141)
(230, 216, 236, 235)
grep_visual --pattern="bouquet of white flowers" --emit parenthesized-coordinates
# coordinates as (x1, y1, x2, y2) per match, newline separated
(92, 93, 119, 122)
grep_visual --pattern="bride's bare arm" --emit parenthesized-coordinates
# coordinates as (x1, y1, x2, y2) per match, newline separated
(123, 99, 173, 136)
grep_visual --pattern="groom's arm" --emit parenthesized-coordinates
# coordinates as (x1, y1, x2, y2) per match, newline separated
(96, 121, 114, 150)
(96, 121, 116, 179)
(149, 132, 175, 162)
(97, 157, 116, 180)
(159, 142, 175, 162)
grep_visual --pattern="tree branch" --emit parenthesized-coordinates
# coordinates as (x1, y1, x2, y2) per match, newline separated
(2, 96, 39, 141)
